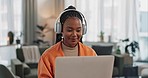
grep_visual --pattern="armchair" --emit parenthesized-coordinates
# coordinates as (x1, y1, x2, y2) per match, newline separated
(11, 45, 47, 78)
(113, 54, 124, 77)
(91, 45, 125, 77)
(0, 64, 17, 78)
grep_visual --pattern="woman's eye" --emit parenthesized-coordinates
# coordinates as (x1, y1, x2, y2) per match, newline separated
(76, 29, 81, 32)
(67, 29, 72, 32)
(77, 30, 81, 32)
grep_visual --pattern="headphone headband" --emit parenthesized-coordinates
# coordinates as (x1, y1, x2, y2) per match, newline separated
(54, 9, 87, 35)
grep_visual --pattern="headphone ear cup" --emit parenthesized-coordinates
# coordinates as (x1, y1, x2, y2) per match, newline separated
(82, 24, 87, 35)
(54, 22, 62, 33)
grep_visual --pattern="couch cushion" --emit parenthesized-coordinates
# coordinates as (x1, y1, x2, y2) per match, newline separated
(92, 45, 113, 55)
(23, 63, 31, 75)
(141, 69, 148, 77)
(25, 68, 37, 78)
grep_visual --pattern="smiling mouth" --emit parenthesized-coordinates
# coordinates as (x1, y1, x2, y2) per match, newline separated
(71, 38, 77, 42)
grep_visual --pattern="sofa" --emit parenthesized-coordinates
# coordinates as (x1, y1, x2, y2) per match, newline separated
(0, 64, 18, 78)
(91, 45, 134, 77)
(141, 68, 148, 78)
(11, 46, 47, 78)
(138, 64, 148, 78)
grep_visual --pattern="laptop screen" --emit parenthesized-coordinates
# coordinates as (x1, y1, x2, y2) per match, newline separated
(55, 55, 114, 78)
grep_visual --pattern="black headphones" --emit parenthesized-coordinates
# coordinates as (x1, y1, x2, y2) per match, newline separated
(54, 9, 87, 35)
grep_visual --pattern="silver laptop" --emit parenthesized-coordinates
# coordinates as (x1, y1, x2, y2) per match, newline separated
(55, 55, 114, 78)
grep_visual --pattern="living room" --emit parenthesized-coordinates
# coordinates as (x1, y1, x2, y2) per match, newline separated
(0, 0, 148, 78)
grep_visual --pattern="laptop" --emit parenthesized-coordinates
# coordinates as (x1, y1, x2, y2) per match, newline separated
(55, 55, 114, 78)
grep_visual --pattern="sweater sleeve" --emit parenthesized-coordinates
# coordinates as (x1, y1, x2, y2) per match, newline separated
(38, 56, 53, 78)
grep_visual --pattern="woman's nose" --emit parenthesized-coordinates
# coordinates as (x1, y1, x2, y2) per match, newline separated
(72, 31, 77, 36)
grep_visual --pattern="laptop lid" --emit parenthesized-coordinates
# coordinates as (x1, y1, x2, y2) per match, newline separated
(55, 55, 114, 78)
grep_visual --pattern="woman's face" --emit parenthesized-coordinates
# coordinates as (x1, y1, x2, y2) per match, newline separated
(62, 17, 83, 48)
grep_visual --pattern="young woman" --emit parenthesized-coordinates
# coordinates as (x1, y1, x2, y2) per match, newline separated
(38, 5, 96, 78)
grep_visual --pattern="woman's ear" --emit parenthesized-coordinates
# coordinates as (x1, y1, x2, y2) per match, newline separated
(55, 33, 63, 43)
(61, 32, 64, 38)
(80, 36, 83, 43)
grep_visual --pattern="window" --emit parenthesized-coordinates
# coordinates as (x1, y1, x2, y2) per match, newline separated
(139, 0, 148, 61)
(0, 0, 23, 45)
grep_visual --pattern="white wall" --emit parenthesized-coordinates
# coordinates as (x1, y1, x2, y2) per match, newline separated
(0, 45, 16, 66)
(37, 0, 55, 25)
(36, 0, 64, 45)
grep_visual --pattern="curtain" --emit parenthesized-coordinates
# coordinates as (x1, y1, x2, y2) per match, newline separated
(0, 0, 23, 45)
(64, 0, 147, 61)
(23, 0, 37, 45)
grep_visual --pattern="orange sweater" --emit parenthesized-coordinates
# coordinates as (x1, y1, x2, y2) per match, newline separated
(38, 41, 96, 78)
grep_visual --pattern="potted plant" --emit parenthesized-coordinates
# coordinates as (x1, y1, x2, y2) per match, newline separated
(100, 31, 104, 42)
(125, 41, 139, 56)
